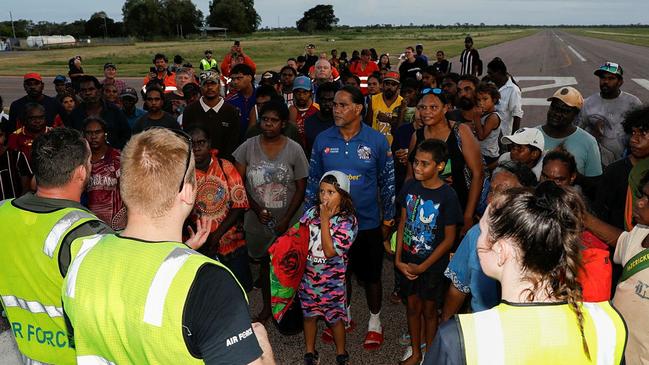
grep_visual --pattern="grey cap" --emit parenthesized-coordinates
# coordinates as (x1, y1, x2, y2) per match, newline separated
(320, 170, 351, 194)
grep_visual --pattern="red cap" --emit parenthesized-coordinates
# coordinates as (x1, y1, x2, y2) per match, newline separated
(383, 71, 400, 83)
(24, 72, 42, 82)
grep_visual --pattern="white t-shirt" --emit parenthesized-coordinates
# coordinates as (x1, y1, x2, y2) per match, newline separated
(497, 152, 543, 180)
(496, 77, 524, 136)
(613, 225, 649, 365)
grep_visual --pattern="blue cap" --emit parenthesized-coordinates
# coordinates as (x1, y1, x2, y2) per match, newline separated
(292, 76, 312, 91)
(53, 75, 67, 84)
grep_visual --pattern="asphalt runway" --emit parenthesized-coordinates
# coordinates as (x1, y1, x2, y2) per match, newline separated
(2, 29, 649, 364)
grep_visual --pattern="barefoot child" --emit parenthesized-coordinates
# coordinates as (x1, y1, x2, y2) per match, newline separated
(299, 171, 358, 365)
(474, 82, 502, 169)
(396, 139, 463, 365)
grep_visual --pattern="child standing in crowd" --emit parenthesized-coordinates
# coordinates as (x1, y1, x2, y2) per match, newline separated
(396, 139, 463, 365)
(299, 171, 358, 365)
(474, 82, 502, 169)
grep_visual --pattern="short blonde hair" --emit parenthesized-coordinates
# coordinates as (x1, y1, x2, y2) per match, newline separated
(120, 128, 195, 217)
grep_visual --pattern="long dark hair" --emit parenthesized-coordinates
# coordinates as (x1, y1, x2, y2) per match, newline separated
(315, 174, 355, 218)
(487, 181, 590, 359)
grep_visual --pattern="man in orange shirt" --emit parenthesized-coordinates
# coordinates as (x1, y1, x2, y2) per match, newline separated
(221, 41, 257, 79)
(349, 49, 380, 95)
(141, 53, 177, 93)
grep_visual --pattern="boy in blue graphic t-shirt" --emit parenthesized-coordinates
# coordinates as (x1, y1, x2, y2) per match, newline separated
(395, 139, 462, 365)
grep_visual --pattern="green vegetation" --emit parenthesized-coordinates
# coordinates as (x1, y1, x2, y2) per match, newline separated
(563, 27, 649, 48)
(0, 27, 537, 77)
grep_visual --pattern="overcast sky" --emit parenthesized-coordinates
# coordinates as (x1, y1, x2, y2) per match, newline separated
(2, 0, 647, 27)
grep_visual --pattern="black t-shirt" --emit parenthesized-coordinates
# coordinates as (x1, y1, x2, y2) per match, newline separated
(593, 157, 633, 230)
(302, 54, 319, 74)
(183, 264, 262, 364)
(69, 102, 132, 149)
(399, 59, 428, 82)
(0, 149, 30, 199)
(432, 60, 450, 74)
(304, 113, 334, 159)
(132, 112, 181, 134)
(8, 94, 63, 132)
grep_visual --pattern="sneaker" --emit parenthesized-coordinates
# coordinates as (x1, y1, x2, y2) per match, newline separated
(401, 346, 413, 361)
(304, 351, 320, 365)
(336, 352, 350, 365)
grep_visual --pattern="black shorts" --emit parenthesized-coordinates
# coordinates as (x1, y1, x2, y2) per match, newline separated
(348, 227, 384, 283)
(398, 255, 449, 303)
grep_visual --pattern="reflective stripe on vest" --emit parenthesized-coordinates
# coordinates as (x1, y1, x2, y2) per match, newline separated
(65, 235, 104, 299)
(1, 295, 63, 318)
(77, 355, 116, 365)
(44, 211, 95, 258)
(143, 247, 196, 326)
(359, 76, 369, 88)
(472, 309, 504, 364)
(584, 302, 617, 365)
(22, 353, 53, 365)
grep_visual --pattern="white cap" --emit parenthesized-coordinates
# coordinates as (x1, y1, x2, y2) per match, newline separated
(320, 170, 351, 194)
(501, 127, 545, 151)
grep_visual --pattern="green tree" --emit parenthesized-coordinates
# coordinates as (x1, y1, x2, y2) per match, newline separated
(207, 0, 260, 33)
(296, 4, 338, 33)
(122, 0, 165, 38)
(161, 0, 204, 36)
(85, 12, 115, 38)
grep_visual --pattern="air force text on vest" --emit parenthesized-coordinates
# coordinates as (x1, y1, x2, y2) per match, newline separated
(11, 322, 71, 348)
(225, 327, 254, 347)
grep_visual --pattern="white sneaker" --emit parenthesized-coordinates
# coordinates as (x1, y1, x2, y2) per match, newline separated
(401, 346, 413, 361)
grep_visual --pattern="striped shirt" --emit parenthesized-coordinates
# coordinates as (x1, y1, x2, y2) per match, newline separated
(459, 48, 480, 76)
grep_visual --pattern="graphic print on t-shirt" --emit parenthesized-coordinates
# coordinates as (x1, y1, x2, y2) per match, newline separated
(308, 224, 326, 264)
(248, 160, 290, 209)
(404, 193, 440, 256)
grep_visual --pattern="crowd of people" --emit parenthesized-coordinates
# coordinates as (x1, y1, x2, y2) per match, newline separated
(0, 35, 646, 365)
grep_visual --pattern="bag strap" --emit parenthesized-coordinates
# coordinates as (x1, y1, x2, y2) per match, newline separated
(621, 246, 649, 282)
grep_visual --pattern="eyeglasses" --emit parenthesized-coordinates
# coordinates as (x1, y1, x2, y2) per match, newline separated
(144, 127, 193, 192)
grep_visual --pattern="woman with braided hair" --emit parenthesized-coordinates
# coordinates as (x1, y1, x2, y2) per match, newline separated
(424, 181, 626, 365)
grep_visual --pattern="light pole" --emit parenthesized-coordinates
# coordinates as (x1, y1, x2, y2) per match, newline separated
(99, 13, 108, 39)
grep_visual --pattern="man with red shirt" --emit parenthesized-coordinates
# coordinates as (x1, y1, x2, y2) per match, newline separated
(349, 49, 380, 95)
(8, 102, 52, 162)
(142, 53, 177, 93)
(289, 76, 319, 147)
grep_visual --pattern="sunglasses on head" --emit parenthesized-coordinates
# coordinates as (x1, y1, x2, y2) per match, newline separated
(144, 127, 193, 193)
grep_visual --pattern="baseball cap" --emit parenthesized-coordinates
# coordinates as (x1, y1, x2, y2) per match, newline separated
(594, 61, 623, 78)
(199, 71, 220, 86)
(320, 170, 351, 194)
(119, 87, 138, 100)
(24, 72, 42, 82)
(465, 36, 473, 42)
(547, 86, 584, 109)
(205, 49, 213, 54)
(501, 127, 545, 151)
(103, 62, 116, 70)
(293, 76, 312, 91)
(383, 71, 400, 83)
(53, 75, 67, 84)
(261, 71, 280, 84)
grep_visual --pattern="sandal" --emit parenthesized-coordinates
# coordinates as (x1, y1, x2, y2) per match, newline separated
(362, 327, 384, 350)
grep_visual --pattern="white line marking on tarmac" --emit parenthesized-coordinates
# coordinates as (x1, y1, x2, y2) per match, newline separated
(632, 79, 649, 91)
(517, 76, 578, 93)
(522, 98, 551, 106)
(567, 45, 587, 62)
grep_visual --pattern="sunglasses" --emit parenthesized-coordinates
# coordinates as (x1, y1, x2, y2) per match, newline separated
(421, 88, 443, 96)
(144, 127, 193, 192)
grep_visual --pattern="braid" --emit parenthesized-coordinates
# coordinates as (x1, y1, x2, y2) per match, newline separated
(563, 236, 591, 360)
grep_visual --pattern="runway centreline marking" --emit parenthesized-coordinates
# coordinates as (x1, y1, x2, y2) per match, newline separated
(567, 45, 587, 62)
